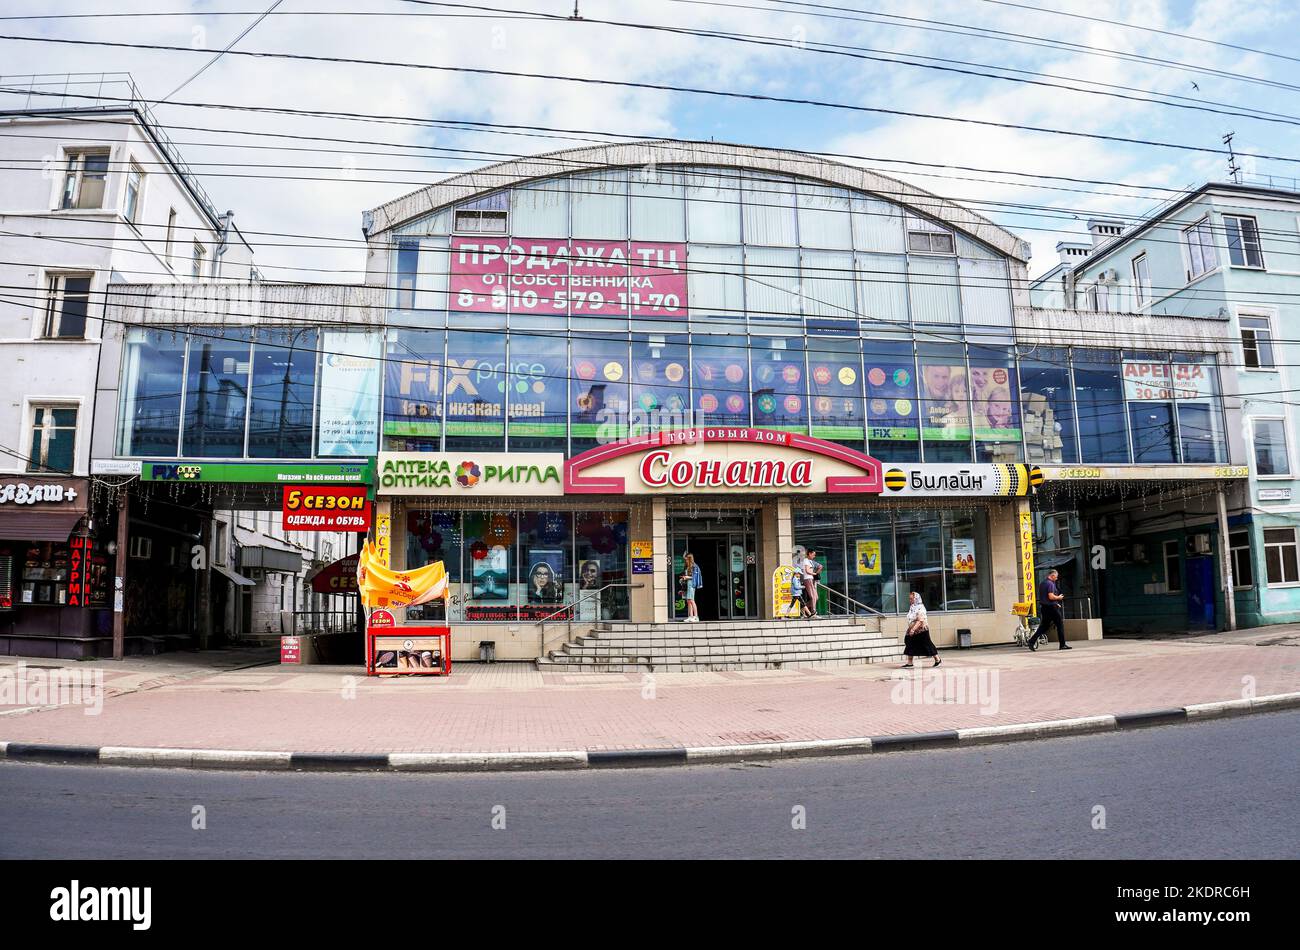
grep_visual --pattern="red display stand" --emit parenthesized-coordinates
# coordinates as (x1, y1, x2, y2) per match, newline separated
(367, 624, 452, 676)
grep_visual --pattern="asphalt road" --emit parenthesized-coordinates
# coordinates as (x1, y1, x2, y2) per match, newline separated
(2, 711, 1297, 859)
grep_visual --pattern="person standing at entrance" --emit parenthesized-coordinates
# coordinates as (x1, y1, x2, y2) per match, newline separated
(801, 549, 822, 617)
(902, 590, 940, 668)
(1033, 568, 1069, 651)
(680, 552, 702, 623)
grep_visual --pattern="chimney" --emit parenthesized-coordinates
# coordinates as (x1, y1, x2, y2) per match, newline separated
(1086, 218, 1125, 248)
(1056, 241, 1091, 265)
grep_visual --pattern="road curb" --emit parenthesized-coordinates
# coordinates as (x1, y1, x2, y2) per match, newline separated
(3, 692, 1299, 774)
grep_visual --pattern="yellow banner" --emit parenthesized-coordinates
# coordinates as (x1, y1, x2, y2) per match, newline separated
(356, 541, 449, 610)
(1019, 511, 1035, 608)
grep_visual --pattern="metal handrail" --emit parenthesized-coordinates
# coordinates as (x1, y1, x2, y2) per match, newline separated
(534, 582, 645, 660)
(533, 583, 645, 627)
(818, 586, 887, 618)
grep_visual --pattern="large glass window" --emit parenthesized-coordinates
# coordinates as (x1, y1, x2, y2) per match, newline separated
(247, 328, 318, 458)
(742, 173, 797, 246)
(630, 168, 685, 242)
(444, 328, 505, 450)
(941, 512, 990, 610)
(631, 335, 690, 435)
(918, 344, 971, 462)
(968, 343, 1020, 462)
(687, 244, 745, 334)
(802, 250, 856, 333)
(1018, 347, 1077, 464)
(797, 184, 852, 249)
(693, 335, 750, 426)
(863, 339, 919, 462)
(507, 332, 568, 452)
(1172, 352, 1225, 464)
(519, 511, 572, 620)
(845, 510, 896, 614)
(1253, 418, 1290, 476)
(182, 329, 251, 457)
(384, 329, 445, 452)
(851, 196, 905, 253)
(959, 258, 1011, 329)
(807, 335, 864, 449)
(462, 510, 517, 620)
(908, 256, 960, 325)
(751, 335, 807, 434)
(119, 329, 186, 456)
(510, 178, 568, 237)
(405, 510, 462, 621)
(857, 253, 908, 325)
(893, 510, 944, 610)
(575, 511, 630, 621)
(571, 335, 629, 454)
(745, 247, 801, 328)
(685, 168, 741, 244)
(1123, 351, 1177, 464)
(570, 170, 627, 240)
(1073, 348, 1129, 462)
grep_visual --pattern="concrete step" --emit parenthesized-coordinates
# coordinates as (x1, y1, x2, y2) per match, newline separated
(568, 634, 899, 651)
(549, 643, 903, 664)
(537, 652, 904, 673)
(596, 620, 882, 633)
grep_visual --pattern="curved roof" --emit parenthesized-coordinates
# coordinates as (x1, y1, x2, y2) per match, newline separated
(363, 139, 1030, 262)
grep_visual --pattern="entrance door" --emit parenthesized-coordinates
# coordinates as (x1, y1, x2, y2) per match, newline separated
(669, 515, 758, 621)
(1185, 556, 1216, 630)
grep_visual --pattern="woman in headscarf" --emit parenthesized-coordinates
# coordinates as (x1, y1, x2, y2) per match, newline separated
(902, 590, 941, 669)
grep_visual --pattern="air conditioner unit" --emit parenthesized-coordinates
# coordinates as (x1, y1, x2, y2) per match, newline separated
(246, 568, 265, 582)
(1103, 268, 1120, 282)
(128, 536, 153, 560)
(1192, 533, 1212, 555)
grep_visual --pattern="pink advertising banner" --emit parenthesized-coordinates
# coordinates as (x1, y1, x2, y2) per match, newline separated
(450, 237, 687, 319)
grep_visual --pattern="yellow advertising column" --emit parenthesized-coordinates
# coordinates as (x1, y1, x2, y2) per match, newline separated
(1017, 498, 1036, 612)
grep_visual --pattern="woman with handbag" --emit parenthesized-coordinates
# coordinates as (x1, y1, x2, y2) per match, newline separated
(902, 590, 941, 668)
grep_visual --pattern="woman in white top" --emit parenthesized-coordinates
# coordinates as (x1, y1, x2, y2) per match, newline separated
(902, 590, 941, 668)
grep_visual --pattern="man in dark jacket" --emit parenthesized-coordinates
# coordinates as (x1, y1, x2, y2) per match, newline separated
(1032, 569, 1070, 651)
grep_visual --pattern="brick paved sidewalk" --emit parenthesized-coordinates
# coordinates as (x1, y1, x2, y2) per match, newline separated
(2, 630, 1298, 754)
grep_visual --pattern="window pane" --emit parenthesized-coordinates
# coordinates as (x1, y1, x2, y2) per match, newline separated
(182, 329, 251, 457)
(1128, 402, 1177, 463)
(631, 335, 690, 436)
(462, 510, 515, 620)
(797, 184, 852, 248)
(942, 511, 990, 610)
(1254, 419, 1290, 476)
(801, 250, 855, 332)
(895, 510, 943, 611)
(909, 256, 960, 324)
(864, 339, 919, 462)
(693, 335, 750, 426)
(247, 328, 318, 458)
(742, 173, 797, 246)
(384, 329, 445, 451)
(510, 178, 568, 237)
(571, 335, 629, 454)
(851, 196, 905, 253)
(629, 169, 685, 242)
(508, 332, 568, 451)
(445, 327, 505, 450)
(120, 329, 186, 455)
(53, 276, 90, 337)
(793, 509, 845, 614)
(1241, 317, 1274, 368)
(807, 335, 863, 449)
(1019, 347, 1076, 463)
(571, 170, 627, 240)
(1074, 349, 1128, 462)
(844, 510, 895, 613)
(857, 253, 908, 325)
(919, 345, 971, 462)
(968, 345, 1021, 462)
(1172, 353, 1224, 463)
(687, 244, 745, 334)
(959, 258, 1011, 328)
(745, 247, 801, 328)
(575, 511, 630, 620)
(520, 511, 572, 621)
(751, 335, 806, 434)
(405, 510, 461, 621)
(685, 168, 741, 244)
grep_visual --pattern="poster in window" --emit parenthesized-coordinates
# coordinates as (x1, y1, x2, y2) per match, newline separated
(526, 549, 566, 603)
(865, 358, 919, 441)
(472, 543, 509, 600)
(968, 365, 1021, 439)
(855, 539, 881, 576)
(919, 363, 971, 439)
(952, 538, 977, 574)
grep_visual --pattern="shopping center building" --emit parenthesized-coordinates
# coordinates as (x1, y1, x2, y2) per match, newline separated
(92, 141, 1249, 660)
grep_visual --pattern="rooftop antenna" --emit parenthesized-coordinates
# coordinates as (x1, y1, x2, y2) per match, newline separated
(571, 1, 582, 19)
(1222, 132, 1241, 183)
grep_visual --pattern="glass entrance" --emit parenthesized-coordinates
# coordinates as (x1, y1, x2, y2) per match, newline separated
(669, 513, 759, 621)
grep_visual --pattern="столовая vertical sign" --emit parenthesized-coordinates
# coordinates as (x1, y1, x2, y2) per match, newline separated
(317, 330, 381, 456)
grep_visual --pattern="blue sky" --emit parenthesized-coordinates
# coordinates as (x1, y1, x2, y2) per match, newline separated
(3, 0, 1299, 278)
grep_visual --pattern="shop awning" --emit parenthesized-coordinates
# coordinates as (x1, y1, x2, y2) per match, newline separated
(0, 509, 84, 542)
(213, 563, 256, 587)
(1037, 552, 1078, 569)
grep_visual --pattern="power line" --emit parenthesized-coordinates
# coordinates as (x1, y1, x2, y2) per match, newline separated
(160, 0, 287, 102)
(4, 31, 1300, 168)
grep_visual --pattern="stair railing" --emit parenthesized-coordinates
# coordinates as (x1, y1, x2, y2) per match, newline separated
(818, 586, 887, 620)
(534, 583, 645, 657)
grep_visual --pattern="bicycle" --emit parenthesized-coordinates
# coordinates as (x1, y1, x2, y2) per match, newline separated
(1011, 603, 1044, 651)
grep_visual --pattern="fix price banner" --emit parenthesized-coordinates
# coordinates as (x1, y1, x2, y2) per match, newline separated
(282, 486, 372, 531)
